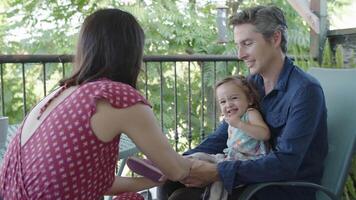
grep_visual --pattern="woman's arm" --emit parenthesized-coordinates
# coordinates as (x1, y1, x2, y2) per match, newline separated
(91, 101, 191, 182)
(105, 176, 160, 195)
(227, 109, 270, 141)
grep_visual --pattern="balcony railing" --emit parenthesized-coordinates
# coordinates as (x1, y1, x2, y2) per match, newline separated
(0, 54, 242, 152)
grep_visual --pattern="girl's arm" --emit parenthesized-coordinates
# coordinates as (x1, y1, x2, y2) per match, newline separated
(105, 176, 160, 195)
(228, 108, 270, 141)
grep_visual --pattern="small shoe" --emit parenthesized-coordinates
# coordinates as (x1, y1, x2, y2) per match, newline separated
(126, 157, 163, 182)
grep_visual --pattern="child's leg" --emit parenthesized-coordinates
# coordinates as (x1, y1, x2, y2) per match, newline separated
(207, 181, 228, 200)
(214, 153, 226, 162)
(185, 152, 218, 163)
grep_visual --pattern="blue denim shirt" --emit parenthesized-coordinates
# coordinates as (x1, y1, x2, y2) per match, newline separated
(184, 57, 328, 200)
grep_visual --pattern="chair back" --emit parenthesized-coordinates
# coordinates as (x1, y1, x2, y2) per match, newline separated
(0, 116, 9, 161)
(308, 67, 356, 199)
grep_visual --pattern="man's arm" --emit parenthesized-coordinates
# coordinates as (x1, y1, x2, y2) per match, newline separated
(183, 120, 229, 156)
(217, 84, 327, 192)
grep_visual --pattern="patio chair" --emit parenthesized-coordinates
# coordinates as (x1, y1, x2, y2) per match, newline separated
(0, 117, 9, 159)
(117, 134, 139, 175)
(238, 67, 356, 200)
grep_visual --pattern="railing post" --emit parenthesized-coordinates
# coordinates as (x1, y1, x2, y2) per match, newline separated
(174, 62, 179, 151)
(188, 61, 192, 149)
(159, 62, 164, 132)
(0, 64, 4, 116)
(62, 62, 66, 78)
(200, 62, 205, 141)
(43, 63, 47, 97)
(144, 62, 148, 100)
(21, 63, 27, 116)
(213, 61, 217, 130)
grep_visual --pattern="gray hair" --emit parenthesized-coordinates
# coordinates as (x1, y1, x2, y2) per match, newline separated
(231, 5, 288, 53)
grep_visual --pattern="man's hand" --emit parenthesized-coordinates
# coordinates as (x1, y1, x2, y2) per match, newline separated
(180, 159, 220, 188)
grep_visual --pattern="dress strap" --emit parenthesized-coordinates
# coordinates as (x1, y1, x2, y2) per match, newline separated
(37, 84, 68, 120)
(241, 111, 249, 122)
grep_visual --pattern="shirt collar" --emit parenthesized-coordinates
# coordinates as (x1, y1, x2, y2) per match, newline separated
(274, 56, 295, 91)
(255, 56, 294, 92)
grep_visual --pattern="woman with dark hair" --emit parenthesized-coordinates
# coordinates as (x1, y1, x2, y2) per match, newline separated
(0, 9, 191, 200)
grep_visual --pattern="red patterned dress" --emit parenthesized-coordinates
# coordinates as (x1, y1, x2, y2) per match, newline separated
(0, 79, 149, 200)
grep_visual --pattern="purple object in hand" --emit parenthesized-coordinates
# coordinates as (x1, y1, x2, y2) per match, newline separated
(126, 157, 164, 182)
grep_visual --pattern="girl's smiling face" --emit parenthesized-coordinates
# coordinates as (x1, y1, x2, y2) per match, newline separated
(216, 81, 251, 118)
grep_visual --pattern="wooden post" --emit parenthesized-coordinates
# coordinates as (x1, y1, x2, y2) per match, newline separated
(287, 0, 320, 34)
(310, 0, 328, 63)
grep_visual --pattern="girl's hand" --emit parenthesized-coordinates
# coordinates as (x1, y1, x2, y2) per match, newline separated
(224, 112, 242, 128)
(226, 109, 271, 141)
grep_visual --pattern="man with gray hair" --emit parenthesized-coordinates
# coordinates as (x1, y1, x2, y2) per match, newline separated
(159, 5, 327, 200)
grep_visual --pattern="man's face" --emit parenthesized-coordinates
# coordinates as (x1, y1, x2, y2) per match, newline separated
(233, 23, 277, 75)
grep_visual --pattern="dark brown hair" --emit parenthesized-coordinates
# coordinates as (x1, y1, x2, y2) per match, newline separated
(230, 5, 288, 53)
(215, 75, 261, 110)
(60, 8, 145, 88)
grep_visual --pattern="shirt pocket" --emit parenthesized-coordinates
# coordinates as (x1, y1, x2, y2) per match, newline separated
(265, 111, 287, 128)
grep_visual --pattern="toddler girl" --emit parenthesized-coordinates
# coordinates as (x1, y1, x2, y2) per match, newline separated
(216, 75, 269, 161)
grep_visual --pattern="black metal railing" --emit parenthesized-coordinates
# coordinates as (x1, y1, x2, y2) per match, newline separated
(0, 54, 242, 152)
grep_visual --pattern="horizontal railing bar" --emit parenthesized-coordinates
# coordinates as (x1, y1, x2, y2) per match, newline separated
(0, 55, 73, 63)
(0, 54, 314, 64)
(143, 55, 240, 62)
(0, 54, 241, 63)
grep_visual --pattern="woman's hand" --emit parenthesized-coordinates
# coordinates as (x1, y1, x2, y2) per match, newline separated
(180, 159, 220, 188)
